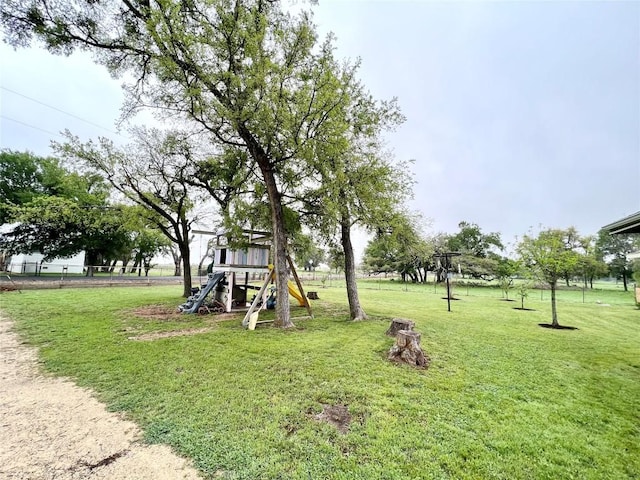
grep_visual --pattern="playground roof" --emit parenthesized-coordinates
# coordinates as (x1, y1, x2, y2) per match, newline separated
(602, 211, 640, 234)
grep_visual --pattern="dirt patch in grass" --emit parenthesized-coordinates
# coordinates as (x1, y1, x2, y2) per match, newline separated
(129, 304, 184, 321)
(129, 305, 239, 322)
(129, 327, 217, 341)
(314, 404, 352, 434)
(538, 323, 578, 330)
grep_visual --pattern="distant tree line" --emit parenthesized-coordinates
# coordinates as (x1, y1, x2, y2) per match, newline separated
(361, 219, 639, 293)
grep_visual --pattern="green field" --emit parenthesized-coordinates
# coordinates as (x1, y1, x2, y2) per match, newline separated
(1, 283, 638, 479)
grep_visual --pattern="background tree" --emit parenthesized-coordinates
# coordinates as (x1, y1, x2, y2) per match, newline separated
(516, 279, 534, 310)
(447, 221, 504, 280)
(518, 228, 581, 327)
(574, 235, 609, 289)
(0, 153, 129, 276)
(291, 234, 326, 272)
(425, 232, 453, 283)
(327, 246, 345, 274)
(0, 150, 43, 224)
(362, 212, 431, 283)
(58, 128, 201, 296)
(596, 229, 639, 292)
(0, 149, 108, 223)
(130, 226, 171, 277)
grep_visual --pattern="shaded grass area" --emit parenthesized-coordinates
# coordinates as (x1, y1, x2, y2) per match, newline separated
(1, 284, 639, 479)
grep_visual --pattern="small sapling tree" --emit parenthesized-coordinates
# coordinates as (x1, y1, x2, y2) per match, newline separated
(515, 280, 534, 310)
(495, 257, 520, 301)
(518, 228, 581, 327)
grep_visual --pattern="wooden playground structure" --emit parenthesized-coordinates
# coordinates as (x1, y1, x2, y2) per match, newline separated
(177, 230, 312, 329)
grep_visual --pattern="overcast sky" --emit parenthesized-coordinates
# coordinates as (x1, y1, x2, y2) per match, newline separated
(1, 0, 639, 254)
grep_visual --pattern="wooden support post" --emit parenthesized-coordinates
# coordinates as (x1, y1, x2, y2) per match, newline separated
(286, 254, 313, 318)
(225, 271, 234, 312)
(242, 269, 274, 328)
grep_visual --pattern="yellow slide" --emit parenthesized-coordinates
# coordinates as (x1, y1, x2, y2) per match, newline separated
(287, 280, 306, 306)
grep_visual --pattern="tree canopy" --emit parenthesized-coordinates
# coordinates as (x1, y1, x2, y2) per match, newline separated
(596, 229, 639, 292)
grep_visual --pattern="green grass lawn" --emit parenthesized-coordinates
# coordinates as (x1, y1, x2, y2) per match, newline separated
(1, 283, 638, 479)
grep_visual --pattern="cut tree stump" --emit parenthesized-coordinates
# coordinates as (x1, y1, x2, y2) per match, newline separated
(307, 291, 319, 300)
(388, 330, 429, 368)
(385, 318, 415, 337)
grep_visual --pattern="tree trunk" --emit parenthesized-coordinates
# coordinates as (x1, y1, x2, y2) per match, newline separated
(267, 179, 293, 328)
(622, 272, 628, 292)
(85, 251, 98, 277)
(388, 330, 429, 368)
(172, 249, 182, 277)
(239, 126, 292, 328)
(180, 241, 192, 298)
(550, 282, 559, 327)
(341, 212, 367, 321)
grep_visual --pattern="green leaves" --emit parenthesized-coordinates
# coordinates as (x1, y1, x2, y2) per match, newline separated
(517, 228, 581, 286)
(0, 196, 129, 261)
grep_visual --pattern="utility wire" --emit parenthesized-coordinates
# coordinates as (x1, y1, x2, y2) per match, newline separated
(0, 115, 64, 138)
(1, 85, 121, 136)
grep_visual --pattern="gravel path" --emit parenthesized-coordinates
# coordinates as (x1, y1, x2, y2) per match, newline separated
(0, 314, 202, 480)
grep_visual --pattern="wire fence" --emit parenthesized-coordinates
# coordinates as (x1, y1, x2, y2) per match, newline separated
(2, 263, 636, 306)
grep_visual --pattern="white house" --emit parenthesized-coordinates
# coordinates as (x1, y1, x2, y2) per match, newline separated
(6, 251, 86, 275)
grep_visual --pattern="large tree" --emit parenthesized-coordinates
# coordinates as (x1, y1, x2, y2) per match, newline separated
(362, 212, 432, 284)
(596, 229, 639, 292)
(518, 228, 581, 328)
(58, 128, 201, 297)
(301, 74, 410, 320)
(2, 0, 362, 327)
(447, 221, 504, 280)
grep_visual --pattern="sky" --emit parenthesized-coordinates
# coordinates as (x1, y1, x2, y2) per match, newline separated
(1, 0, 639, 256)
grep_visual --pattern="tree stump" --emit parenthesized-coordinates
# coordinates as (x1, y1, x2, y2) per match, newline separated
(388, 330, 429, 368)
(385, 318, 415, 337)
(307, 291, 319, 300)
